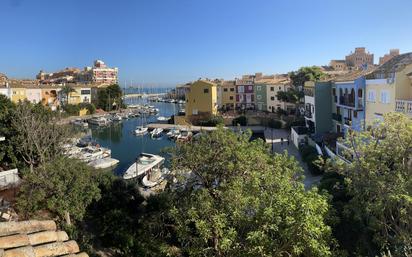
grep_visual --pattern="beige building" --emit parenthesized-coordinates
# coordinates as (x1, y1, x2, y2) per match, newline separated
(379, 49, 400, 65)
(329, 60, 348, 71)
(218, 80, 236, 110)
(263, 76, 294, 113)
(365, 52, 412, 123)
(345, 47, 374, 68)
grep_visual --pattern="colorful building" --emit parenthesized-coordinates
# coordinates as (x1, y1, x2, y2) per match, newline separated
(10, 86, 27, 103)
(254, 83, 267, 111)
(235, 78, 254, 110)
(265, 77, 293, 113)
(365, 53, 412, 122)
(303, 81, 333, 134)
(26, 87, 42, 104)
(67, 86, 92, 105)
(41, 87, 61, 110)
(185, 80, 217, 121)
(219, 80, 236, 111)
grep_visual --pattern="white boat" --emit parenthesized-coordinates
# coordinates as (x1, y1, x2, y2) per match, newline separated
(72, 118, 88, 127)
(177, 129, 193, 142)
(123, 153, 165, 180)
(76, 146, 111, 162)
(88, 157, 119, 169)
(157, 116, 169, 122)
(111, 114, 123, 122)
(166, 129, 180, 139)
(88, 116, 110, 126)
(150, 128, 163, 138)
(178, 100, 185, 104)
(141, 167, 170, 188)
(134, 126, 148, 135)
(149, 108, 159, 114)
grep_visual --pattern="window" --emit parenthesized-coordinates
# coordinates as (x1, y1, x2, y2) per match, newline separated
(204, 88, 209, 94)
(223, 88, 228, 92)
(367, 90, 376, 102)
(230, 88, 234, 92)
(380, 90, 390, 104)
(257, 95, 262, 100)
(229, 96, 233, 100)
(279, 86, 281, 90)
(256, 86, 261, 91)
(270, 87, 274, 92)
(81, 90, 91, 95)
(270, 96, 275, 101)
(238, 86, 244, 93)
(248, 85, 253, 91)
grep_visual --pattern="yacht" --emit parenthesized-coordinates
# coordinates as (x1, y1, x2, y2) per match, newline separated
(141, 167, 170, 188)
(176, 129, 193, 142)
(72, 118, 88, 128)
(88, 157, 119, 169)
(166, 128, 180, 140)
(150, 128, 163, 138)
(111, 114, 123, 122)
(134, 126, 148, 135)
(77, 146, 111, 162)
(123, 153, 165, 180)
(88, 116, 110, 126)
(156, 116, 169, 122)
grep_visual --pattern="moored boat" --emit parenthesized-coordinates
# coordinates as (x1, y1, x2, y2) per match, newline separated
(134, 126, 148, 135)
(150, 128, 163, 138)
(123, 153, 165, 180)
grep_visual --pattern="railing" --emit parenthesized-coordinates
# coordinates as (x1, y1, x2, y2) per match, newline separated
(344, 117, 351, 126)
(332, 113, 342, 122)
(304, 110, 312, 118)
(339, 96, 355, 107)
(395, 99, 412, 116)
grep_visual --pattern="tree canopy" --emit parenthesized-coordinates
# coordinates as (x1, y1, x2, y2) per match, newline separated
(95, 84, 124, 111)
(323, 113, 412, 256)
(289, 66, 326, 89)
(167, 128, 333, 256)
(17, 157, 101, 225)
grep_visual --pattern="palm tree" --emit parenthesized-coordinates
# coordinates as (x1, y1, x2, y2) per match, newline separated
(60, 85, 75, 106)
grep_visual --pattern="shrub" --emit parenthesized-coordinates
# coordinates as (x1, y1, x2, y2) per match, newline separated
(268, 119, 282, 129)
(198, 115, 224, 127)
(285, 119, 306, 129)
(232, 115, 247, 126)
(79, 103, 96, 115)
(63, 104, 80, 116)
(299, 145, 324, 175)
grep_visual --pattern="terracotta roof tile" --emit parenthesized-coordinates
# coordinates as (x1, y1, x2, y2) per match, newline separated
(0, 220, 88, 257)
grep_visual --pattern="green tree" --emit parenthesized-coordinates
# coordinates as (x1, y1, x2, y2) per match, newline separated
(60, 84, 75, 106)
(96, 84, 123, 111)
(289, 66, 326, 89)
(0, 95, 18, 168)
(168, 128, 333, 256)
(324, 113, 412, 256)
(17, 157, 101, 225)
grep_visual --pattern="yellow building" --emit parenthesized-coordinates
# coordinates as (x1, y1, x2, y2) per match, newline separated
(10, 87, 27, 103)
(219, 80, 236, 110)
(67, 86, 92, 105)
(41, 87, 61, 110)
(365, 53, 412, 123)
(185, 80, 217, 121)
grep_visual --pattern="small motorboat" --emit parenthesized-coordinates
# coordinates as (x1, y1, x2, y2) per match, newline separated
(72, 118, 88, 128)
(166, 128, 180, 140)
(176, 129, 193, 142)
(88, 157, 119, 169)
(157, 116, 170, 123)
(88, 116, 111, 126)
(111, 114, 123, 122)
(134, 126, 148, 135)
(123, 153, 165, 180)
(150, 128, 163, 138)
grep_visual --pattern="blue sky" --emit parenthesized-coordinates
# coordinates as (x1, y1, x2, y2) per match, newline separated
(1, 0, 411, 87)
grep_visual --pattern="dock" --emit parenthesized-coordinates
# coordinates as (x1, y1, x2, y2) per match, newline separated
(146, 124, 267, 133)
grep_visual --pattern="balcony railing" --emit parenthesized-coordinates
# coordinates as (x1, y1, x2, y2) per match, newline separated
(332, 113, 342, 122)
(395, 99, 412, 116)
(339, 96, 355, 107)
(304, 110, 312, 118)
(344, 117, 351, 126)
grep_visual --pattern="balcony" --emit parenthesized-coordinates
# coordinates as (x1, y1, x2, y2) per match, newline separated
(332, 113, 342, 122)
(395, 99, 412, 117)
(338, 95, 364, 109)
(304, 110, 312, 119)
(344, 117, 351, 126)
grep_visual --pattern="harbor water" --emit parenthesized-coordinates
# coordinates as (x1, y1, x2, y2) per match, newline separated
(90, 98, 179, 176)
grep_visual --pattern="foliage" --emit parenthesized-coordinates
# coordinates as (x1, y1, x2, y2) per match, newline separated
(267, 119, 282, 129)
(323, 113, 412, 256)
(85, 175, 172, 256)
(0, 95, 18, 169)
(232, 115, 247, 126)
(276, 89, 303, 103)
(168, 128, 333, 256)
(299, 145, 323, 175)
(96, 84, 124, 111)
(285, 118, 306, 129)
(196, 115, 224, 127)
(11, 101, 69, 172)
(60, 85, 75, 106)
(17, 157, 101, 225)
(63, 104, 81, 116)
(289, 66, 326, 89)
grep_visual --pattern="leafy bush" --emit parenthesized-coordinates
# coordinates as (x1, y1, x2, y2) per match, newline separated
(299, 145, 324, 175)
(79, 103, 96, 115)
(198, 115, 224, 127)
(285, 119, 306, 129)
(63, 104, 80, 116)
(268, 119, 282, 129)
(232, 115, 247, 126)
